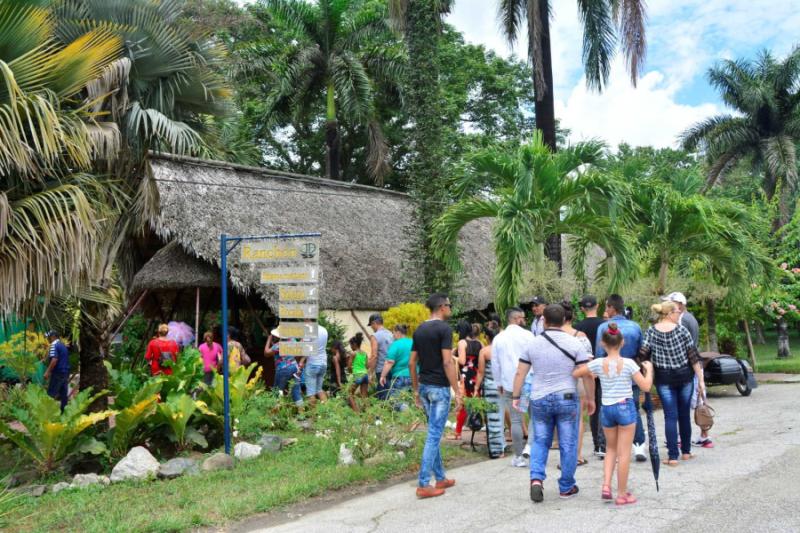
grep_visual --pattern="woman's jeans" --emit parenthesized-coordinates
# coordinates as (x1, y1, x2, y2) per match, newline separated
(418, 384, 451, 487)
(530, 392, 579, 494)
(274, 365, 303, 405)
(656, 380, 694, 460)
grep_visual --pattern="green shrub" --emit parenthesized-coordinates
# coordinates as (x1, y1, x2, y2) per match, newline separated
(107, 380, 162, 458)
(200, 363, 263, 430)
(155, 393, 214, 452)
(235, 392, 297, 439)
(0, 387, 113, 473)
(0, 331, 49, 383)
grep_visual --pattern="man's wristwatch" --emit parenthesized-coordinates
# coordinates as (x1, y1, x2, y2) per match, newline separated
(511, 396, 520, 400)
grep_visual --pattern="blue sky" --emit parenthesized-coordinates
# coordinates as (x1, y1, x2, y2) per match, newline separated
(448, 0, 800, 148)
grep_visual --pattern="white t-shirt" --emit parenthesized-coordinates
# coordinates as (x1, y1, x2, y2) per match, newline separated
(588, 357, 641, 405)
(307, 325, 328, 366)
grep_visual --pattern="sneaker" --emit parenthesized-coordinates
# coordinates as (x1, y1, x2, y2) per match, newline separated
(511, 455, 529, 468)
(522, 444, 531, 458)
(692, 438, 714, 448)
(559, 485, 580, 499)
(435, 478, 456, 489)
(530, 480, 544, 503)
(416, 486, 445, 499)
(633, 443, 647, 463)
(595, 447, 606, 458)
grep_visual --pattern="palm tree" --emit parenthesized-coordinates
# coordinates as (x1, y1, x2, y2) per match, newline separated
(498, 0, 647, 268)
(432, 132, 634, 312)
(261, 0, 402, 183)
(49, 0, 233, 402)
(681, 47, 800, 227)
(0, 0, 124, 317)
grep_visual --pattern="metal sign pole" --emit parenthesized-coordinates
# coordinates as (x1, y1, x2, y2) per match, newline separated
(220, 233, 231, 455)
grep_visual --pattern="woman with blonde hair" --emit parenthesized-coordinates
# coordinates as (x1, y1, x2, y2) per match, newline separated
(145, 323, 180, 376)
(639, 301, 705, 466)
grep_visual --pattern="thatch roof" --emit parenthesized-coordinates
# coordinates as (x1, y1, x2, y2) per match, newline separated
(149, 154, 495, 311)
(132, 241, 219, 292)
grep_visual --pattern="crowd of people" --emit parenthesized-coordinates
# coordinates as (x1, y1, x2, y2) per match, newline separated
(410, 291, 711, 505)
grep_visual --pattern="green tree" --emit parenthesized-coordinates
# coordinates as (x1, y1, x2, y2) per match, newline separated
(432, 132, 634, 312)
(681, 47, 800, 227)
(48, 0, 232, 405)
(498, 0, 648, 267)
(258, 0, 401, 183)
(0, 0, 124, 316)
(389, 0, 454, 295)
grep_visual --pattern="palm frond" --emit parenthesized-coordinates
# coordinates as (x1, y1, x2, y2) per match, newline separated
(613, 0, 647, 86)
(577, 0, 616, 90)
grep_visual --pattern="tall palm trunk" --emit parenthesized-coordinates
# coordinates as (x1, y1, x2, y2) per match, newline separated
(777, 317, 791, 358)
(325, 82, 340, 180)
(706, 299, 719, 352)
(79, 327, 110, 412)
(534, 1, 561, 270)
(657, 256, 669, 294)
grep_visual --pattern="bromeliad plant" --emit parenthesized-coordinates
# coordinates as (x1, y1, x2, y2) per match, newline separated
(201, 363, 263, 429)
(155, 393, 214, 452)
(0, 387, 113, 473)
(107, 380, 162, 458)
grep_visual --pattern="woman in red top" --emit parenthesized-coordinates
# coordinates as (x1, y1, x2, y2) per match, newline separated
(145, 324, 180, 376)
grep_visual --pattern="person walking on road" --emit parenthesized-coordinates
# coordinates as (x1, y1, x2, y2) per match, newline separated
(560, 301, 593, 467)
(512, 304, 595, 503)
(369, 314, 394, 401)
(493, 307, 534, 467)
(475, 325, 505, 459)
(379, 324, 413, 400)
(639, 301, 705, 465)
(44, 331, 70, 411)
(453, 321, 483, 440)
(575, 323, 653, 505)
(595, 295, 647, 462)
(575, 294, 607, 457)
(410, 293, 462, 499)
(305, 322, 328, 406)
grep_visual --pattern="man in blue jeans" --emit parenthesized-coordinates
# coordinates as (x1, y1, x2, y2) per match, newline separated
(512, 305, 595, 502)
(410, 293, 462, 499)
(595, 294, 647, 462)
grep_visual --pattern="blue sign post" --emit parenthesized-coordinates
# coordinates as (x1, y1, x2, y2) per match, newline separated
(219, 232, 321, 454)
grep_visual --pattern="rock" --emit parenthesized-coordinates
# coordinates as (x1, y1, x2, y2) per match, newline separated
(110, 446, 159, 483)
(51, 482, 71, 494)
(202, 452, 235, 472)
(338, 443, 355, 466)
(20, 484, 46, 497)
(281, 437, 298, 448)
(7, 470, 37, 488)
(298, 419, 313, 431)
(71, 473, 105, 488)
(396, 451, 406, 459)
(158, 458, 199, 480)
(389, 438, 413, 450)
(233, 442, 263, 460)
(258, 434, 283, 454)
(363, 452, 395, 466)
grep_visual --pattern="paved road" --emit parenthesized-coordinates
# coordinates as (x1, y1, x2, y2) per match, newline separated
(239, 384, 800, 533)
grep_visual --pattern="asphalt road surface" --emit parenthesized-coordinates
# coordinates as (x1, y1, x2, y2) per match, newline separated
(238, 383, 800, 533)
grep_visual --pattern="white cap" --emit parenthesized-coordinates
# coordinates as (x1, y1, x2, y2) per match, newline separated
(662, 292, 687, 305)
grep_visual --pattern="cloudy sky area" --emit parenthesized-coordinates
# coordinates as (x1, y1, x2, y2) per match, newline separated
(448, 0, 800, 148)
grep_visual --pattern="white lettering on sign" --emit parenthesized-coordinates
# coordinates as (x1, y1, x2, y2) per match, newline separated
(278, 285, 319, 302)
(259, 266, 319, 285)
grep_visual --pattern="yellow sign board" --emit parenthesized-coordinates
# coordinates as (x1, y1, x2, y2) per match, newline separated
(240, 238, 319, 264)
(278, 286, 319, 302)
(278, 304, 319, 320)
(260, 266, 319, 285)
(278, 322, 318, 339)
(279, 342, 315, 357)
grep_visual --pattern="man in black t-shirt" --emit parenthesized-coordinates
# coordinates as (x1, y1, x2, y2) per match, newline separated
(574, 294, 607, 457)
(410, 293, 462, 499)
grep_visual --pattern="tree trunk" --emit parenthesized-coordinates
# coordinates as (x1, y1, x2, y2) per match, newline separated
(533, 1, 560, 269)
(777, 318, 791, 358)
(741, 319, 757, 370)
(754, 322, 766, 345)
(706, 299, 719, 353)
(404, 0, 451, 295)
(78, 329, 109, 412)
(657, 258, 669, 295)
(325, 120, 340, 180)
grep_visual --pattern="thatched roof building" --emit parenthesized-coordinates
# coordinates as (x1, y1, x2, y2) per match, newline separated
(132, 241, 219, 292)
(147, 154, 496, 312)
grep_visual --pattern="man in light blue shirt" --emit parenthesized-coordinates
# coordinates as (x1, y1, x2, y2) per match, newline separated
(595, 294, 647, 462)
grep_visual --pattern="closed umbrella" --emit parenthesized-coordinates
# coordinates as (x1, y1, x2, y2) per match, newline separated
(643, 392, 660, 491)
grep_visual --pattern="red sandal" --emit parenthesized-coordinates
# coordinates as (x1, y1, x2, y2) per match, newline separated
(615, 493, 637, 506)
(601, 485, 613, 501)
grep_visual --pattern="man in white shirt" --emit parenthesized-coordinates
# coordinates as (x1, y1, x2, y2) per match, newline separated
(493, 307, 535, 467)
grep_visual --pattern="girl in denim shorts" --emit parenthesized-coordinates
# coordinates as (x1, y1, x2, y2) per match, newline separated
(574, 323, 653, 505)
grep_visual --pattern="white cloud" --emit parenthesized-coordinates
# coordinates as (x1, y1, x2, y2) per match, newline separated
(556, 59, 719, 149)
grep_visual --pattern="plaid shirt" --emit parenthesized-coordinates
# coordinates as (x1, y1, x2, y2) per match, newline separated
(640, 325, 698, 370)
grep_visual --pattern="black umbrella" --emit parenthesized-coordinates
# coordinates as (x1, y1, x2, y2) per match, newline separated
(643, 392, 660, 491)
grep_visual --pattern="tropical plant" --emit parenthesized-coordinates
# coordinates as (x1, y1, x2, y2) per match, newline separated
(156, 393, 213, 451)
(236, 391, 296, 438)
(433, 132, 634, 312)
(0, 331, 50, 383)
(497, 0, 648, 266)
(0, 0, 124, 317)
(259, 0, 401, 183)
(159, 348, 206, 400)
(0, 387, 112, 473)
(107, 380, 162, 457)
(681, 47, 800, 226)
(202, 363, 263, 428)
(382, 303, 430, 337)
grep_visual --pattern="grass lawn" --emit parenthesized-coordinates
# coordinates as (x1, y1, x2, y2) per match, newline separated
(751, 330, 800, 374)
(7, 431, 477, 533)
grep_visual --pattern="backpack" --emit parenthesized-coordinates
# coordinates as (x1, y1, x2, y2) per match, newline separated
(158, 340, 175, 367)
